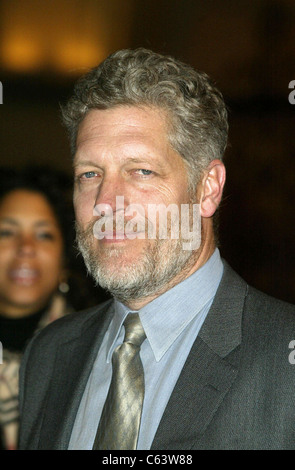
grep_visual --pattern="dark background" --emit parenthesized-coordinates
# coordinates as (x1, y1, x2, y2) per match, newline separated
(0, 0, 295, 305)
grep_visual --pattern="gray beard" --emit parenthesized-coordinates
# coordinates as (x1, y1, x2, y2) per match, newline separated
(76, 220, 198, 304)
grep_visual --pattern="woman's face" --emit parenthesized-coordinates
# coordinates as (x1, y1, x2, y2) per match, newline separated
(0, 189, 65, 317)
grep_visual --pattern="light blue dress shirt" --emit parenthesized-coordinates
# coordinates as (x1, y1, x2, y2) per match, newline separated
(68, 248, 224, 449)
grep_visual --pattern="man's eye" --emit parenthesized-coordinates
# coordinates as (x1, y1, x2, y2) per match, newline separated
(136, 169, 153, 176)
(81, 171, 98, 179)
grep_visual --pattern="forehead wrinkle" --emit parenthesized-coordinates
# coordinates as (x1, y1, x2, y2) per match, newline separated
(76, 134, 171, 167)
(76, 106, 169, 144)
(77, 124, 164, 149)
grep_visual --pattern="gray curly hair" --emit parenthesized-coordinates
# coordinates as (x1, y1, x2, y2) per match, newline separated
(61, 48, 228, 189)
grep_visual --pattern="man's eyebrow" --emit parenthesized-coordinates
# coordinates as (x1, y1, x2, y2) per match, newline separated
(73, 160, 101, 169)
(73, 154, 167, 171)
(73, 157, 153, 170)
(124, 155, 166, 166)
(73, 160, 101, 171)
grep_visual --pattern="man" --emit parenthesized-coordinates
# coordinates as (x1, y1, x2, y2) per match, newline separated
(19, 48, 295, 450)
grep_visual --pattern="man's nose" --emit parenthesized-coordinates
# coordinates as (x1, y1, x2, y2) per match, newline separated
(93, 177, 127, 215)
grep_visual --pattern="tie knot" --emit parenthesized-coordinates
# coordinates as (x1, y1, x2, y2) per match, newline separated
(123, 313, 146, 347)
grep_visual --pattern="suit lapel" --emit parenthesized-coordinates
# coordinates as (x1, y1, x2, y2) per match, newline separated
(37, 303, 113, 450)
(152, 263, 247, 450)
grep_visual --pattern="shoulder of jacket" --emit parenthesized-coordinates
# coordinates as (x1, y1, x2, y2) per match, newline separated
(25, 298, 113, 351)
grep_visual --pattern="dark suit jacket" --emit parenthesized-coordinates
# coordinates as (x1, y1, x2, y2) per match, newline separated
(19, 262, 295, 449)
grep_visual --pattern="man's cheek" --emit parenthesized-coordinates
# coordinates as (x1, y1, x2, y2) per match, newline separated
(74, 193, 94, 225)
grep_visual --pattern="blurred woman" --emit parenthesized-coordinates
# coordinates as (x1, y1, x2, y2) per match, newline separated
(0, 166, 75, 450)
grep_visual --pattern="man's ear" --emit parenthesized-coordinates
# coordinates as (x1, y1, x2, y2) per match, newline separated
(199, 159, 226, 218)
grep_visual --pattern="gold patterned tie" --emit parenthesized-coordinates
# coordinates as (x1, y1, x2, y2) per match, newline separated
(92, 313, 146, 450)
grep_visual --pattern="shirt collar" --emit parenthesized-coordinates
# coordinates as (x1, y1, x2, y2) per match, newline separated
(107, 248, 223, 362)
(105, 301, 130, 363)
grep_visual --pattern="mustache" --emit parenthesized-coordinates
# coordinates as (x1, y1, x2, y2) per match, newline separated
(75, 219, 96, 238)
(75, 214, 149, 239)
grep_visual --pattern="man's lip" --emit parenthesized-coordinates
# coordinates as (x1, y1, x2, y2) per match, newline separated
(104, 232, 126, 239)
(98, 231, 145, 241)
